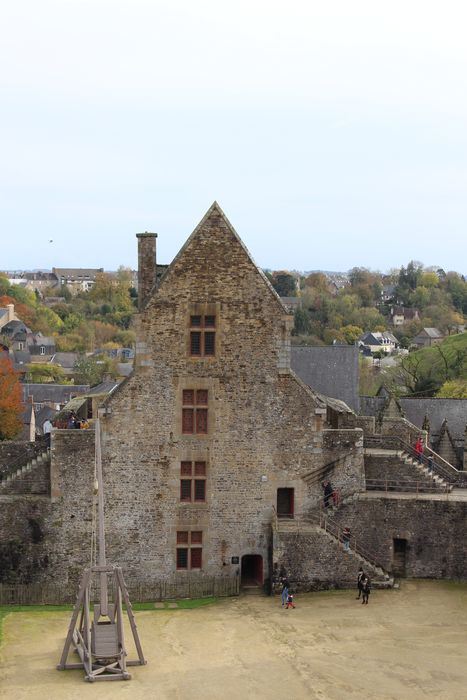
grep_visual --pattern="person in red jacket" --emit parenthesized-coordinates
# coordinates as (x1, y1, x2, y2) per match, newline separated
(415, 436, 424, 464)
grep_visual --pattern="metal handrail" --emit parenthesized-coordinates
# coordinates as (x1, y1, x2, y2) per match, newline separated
(365, 478, 450, 494)
(364, 435, 461, 484)
(319, 511, 388, 574)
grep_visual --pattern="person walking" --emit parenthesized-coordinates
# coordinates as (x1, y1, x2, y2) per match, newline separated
(356, 567, 365, 599)
(415, 436, 424, 464)
(281, 577, 289, 606)
(361, 576, 371, 604)
(427, 454, 434, 472)
(285, 592, 296, 609)
(342, 527, 351, 552)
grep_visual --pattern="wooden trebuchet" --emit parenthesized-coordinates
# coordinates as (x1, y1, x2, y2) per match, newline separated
(57, 419, 146, 681)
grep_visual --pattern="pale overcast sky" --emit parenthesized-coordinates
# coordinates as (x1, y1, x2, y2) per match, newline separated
(1, 1, 466, 274)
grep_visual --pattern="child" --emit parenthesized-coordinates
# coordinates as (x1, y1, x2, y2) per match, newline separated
(286, 592, 296, 609)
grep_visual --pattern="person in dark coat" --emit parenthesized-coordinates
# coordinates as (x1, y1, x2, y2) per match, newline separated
(281, 577, 289, 606)
(323, 481, 333, 509)
(356, 567, 365, 599)
(342, 527, 351, 552)
(361, 575, 371, 604)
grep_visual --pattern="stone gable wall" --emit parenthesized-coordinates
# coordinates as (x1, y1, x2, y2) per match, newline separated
(95, 212, 365, 586)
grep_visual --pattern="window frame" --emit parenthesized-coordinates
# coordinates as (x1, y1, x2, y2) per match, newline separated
(176, 530, 203, 570)
(179, 460, 207, 503)
(182, 390, 209, 435)
(189, 315, 216, 357)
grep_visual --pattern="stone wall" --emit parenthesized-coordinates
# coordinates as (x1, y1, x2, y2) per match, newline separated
(327, 496, 467, 579)
(0, 496, 52, 583)
(273, 526, 384, 591)
(364, 452, 442, 491)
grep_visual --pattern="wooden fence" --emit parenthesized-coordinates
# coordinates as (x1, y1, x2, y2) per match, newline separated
(0, 576, 240, 606)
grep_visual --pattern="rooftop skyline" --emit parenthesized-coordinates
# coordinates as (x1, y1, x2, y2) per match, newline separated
(1, 2, 466, 273)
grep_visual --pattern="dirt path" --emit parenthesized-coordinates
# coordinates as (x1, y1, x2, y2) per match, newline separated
(1, 581, 467, 700)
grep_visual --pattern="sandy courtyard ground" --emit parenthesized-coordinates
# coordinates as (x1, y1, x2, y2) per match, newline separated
(1, 581, 466, 700)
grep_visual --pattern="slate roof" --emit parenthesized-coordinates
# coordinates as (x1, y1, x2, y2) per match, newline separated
(419, 328, 443, 338)
(117, 362, 133, 377)
(29, 335, 55, 347)
(359, 396, 467, 442)
(53, 267, 104, 280)
(13, 350, 31, 366)
(1, 320, 29, 337)
(291, 345, 360, 413)
(360, 331, 398, 345)
(22, 383, 90, 405)
(36, 405, 59, 429)
(391, 306, 419, 319)
(280, 297, 301, 312)
(86, 380, 120, 396)
(50, 352, 79, 369)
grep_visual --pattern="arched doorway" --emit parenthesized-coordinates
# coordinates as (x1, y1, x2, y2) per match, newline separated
(241, 554, 263, 587)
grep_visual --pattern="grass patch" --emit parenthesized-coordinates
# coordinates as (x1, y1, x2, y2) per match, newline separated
(0, 597, 221, 644)
(0, 605, 72, 644)
(133, 597, 220, 611)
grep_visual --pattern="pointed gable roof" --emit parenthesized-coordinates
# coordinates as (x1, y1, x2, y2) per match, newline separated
(156, 202, 288, 313)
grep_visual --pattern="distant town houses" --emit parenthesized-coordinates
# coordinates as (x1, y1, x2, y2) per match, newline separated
(327, 274, 351, 294)
(390, 305, 420, 326)
(280, 296, 302, 313)
(0, 305, 56, 360)
(381, 284, 396, 302)
(358, 331, 399, 355)
(5, 271, 58, 294)
(0, 303, 19, 331)
(52, 267, 104, 294)
(2, 267, 137, 296)
(0, 303, 134, 381)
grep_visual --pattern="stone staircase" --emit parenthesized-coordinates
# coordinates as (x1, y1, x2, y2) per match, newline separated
(399, 450, 452, 491)
(364, 448, 452, 494)
(317, 522, 393, 588)
(275, 516, 394, 589)
(0, 446, 50, 493)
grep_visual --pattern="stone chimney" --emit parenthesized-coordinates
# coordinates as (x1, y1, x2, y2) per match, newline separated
(7, 303, 14, 321)
(136, 232, 157, 310)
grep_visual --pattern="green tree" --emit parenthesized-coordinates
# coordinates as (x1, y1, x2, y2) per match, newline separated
(271, 272, 297, 297)
(341, 324, 363, 345)
(304, 272, 330, 293)
(25, 364, 67, 383)
(293, 307, 311, 335)
(436, 380, 467, 398)
(72, 354, 117, 387)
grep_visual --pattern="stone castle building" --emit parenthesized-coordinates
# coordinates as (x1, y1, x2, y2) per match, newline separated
(1, 202, 466, 598)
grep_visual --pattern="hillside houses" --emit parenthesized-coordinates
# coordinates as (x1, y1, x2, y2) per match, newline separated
(358, 331, 399, 355)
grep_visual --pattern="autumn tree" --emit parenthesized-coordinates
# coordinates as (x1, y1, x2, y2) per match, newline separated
(0, 355, 23, 440)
